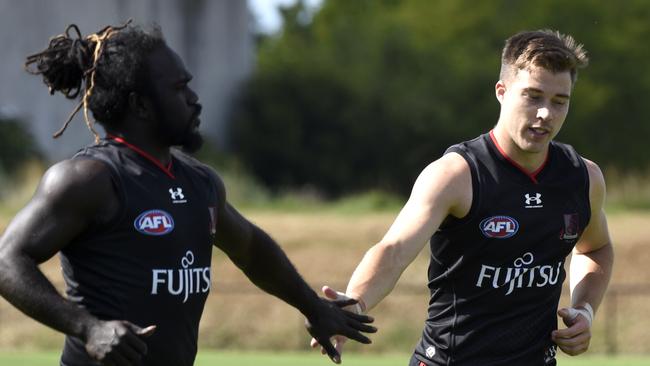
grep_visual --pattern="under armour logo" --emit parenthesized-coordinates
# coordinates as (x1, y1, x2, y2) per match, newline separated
(169, 187, 187, 203)
(524, 193, 542, 208)
(425, 346, 436, 358)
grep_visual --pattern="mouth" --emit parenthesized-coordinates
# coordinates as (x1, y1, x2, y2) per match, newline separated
(527, 126, 550, 137)
(191, 117, 201, 131)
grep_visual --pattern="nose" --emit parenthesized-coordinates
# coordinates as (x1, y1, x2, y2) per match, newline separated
(187, 87, 199, 105)
(537, 106, 551, 121)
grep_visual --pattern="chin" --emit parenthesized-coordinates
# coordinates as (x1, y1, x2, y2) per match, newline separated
(180, 132, 204, 153)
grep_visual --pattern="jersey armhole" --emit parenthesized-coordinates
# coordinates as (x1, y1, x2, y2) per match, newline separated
(71, 154, 128, 235)
(439, 146, 480, 230)
(578, 156, 592, 229)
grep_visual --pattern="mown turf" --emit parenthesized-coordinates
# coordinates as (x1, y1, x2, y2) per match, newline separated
(1, 351, 649, 366)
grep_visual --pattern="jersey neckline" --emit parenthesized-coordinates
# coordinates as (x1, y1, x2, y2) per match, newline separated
(106, 134, 176, 179)
(488, 130, 549, 184)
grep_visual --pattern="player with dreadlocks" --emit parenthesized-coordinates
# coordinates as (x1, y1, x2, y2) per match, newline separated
(0, 21, 376, 366)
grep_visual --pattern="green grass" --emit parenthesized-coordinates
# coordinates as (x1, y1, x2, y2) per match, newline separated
(1, 350, 648, 366)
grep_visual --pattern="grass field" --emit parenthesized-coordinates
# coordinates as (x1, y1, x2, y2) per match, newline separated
(0, 351, 649, 366)
(1, 166, 650, 358)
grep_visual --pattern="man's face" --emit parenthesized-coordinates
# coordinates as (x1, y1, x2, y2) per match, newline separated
(496, 66, 572, 155)
(144, 44, 203, 152)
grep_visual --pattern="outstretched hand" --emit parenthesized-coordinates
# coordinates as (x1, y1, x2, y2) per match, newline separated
(310, 286, 358, 357)
(305, 286, 376, 364)
(85, 320, 156, 365)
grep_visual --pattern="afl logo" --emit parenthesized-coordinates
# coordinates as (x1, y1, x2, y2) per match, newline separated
(134, 210, 175, 236)
(480, 216, 519, 239)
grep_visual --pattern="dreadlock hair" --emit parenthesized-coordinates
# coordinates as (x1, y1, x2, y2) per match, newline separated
(25, 20, 165, 142)
(500, 29, 589, 85)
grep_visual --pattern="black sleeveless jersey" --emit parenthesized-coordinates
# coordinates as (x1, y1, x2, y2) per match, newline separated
(59, 138, 219, 366)
(412, 132, 591, 366)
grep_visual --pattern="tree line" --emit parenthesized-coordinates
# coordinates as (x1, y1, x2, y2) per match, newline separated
(230, 0, 650, 197)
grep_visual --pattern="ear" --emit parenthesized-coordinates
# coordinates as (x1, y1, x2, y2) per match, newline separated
(128, 91, 154, 120)
(495, 80, 507, 104)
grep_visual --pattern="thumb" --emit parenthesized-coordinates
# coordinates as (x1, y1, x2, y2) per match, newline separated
(322, 285, 343, 300)
(137, 325, 157, 337)
(125, 322, 157, 337)
(558, 307, 578, 321)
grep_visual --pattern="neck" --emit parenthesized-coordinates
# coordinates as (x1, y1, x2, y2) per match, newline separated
(106, 129, 171, 166)
(490, 126, 548, 173)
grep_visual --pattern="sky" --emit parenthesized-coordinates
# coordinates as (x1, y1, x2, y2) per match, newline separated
(248, 0, 323, 34)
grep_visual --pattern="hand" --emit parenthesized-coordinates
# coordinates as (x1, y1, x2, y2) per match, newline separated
(552, 307, 592, 356)
(305, 286, 376, 364)
(310, 286, 358, 357)
(84, 320, 156, 365)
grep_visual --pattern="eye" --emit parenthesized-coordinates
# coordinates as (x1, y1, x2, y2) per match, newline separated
(524, 93, 541, 101)
(552, 99, 568, 106)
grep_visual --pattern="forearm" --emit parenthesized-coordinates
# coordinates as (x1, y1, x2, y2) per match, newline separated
(569, 242, 614, 313)
(237, 227, 320, 318)
(0, 252, 97, 339)
(346, 243, 404, 312)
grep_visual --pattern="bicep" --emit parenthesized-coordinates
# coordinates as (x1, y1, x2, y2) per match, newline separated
(378, 153, 471, 265)
(0, 160, 115, 263)
(1, 196, 88, 263)
(213, 201, 254, 259)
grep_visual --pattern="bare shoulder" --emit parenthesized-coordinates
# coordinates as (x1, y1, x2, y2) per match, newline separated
(581, 157, 606, 207)
(38, 158, 116, 210)
(582, 158, 605, 186)
(417, 152, 470, 184)
(413, 152, 472, 218)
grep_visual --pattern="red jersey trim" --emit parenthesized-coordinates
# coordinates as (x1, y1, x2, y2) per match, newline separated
(107, 134, 175, 179)
(489, 130, 548, 184)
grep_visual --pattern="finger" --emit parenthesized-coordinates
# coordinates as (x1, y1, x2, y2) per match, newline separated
(346, 319, 378, 333)
(341, 328, 372, 344)
(334, 336, 348, 354)
(557, 341, 589, 356)
(310, 337, 320, 348)
(108, 351, 132, 366)
(122, 322, 156, 338)
(342, 310, 374, 323)
(334, 298, 358, 308)
(120, 329, 149, 356)
(322, 286, 344, 300)
(317, 337, 341, 364)
(558, 307, 578, 319)
(553, 320, 588, 339)
(553, 330, 591, 347)
(115, 341, 143, 365)
(135, 325, 157, 337)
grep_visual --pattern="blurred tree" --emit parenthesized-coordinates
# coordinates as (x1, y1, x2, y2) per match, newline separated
(0, 116, 41, 176)
(232, 0, 650, 197)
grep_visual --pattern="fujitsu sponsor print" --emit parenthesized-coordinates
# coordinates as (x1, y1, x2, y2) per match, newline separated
(475, 252, 563, 296)
(151, 250, 211, 303)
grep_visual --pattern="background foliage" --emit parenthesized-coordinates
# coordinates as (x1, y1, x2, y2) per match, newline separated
(0, 116, 41, 177)
(231, 0, 650, 197)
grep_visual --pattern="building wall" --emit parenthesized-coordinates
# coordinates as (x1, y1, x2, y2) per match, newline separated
(0, 0, 253, 158)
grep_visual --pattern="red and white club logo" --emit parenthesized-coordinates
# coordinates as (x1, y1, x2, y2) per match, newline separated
(134, 209, 175, 236)
(479, 215, 519, 239)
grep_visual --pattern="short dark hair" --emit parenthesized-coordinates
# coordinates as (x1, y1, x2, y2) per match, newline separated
(500, 29, 589, 84)
(25, 21, 165, 139)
